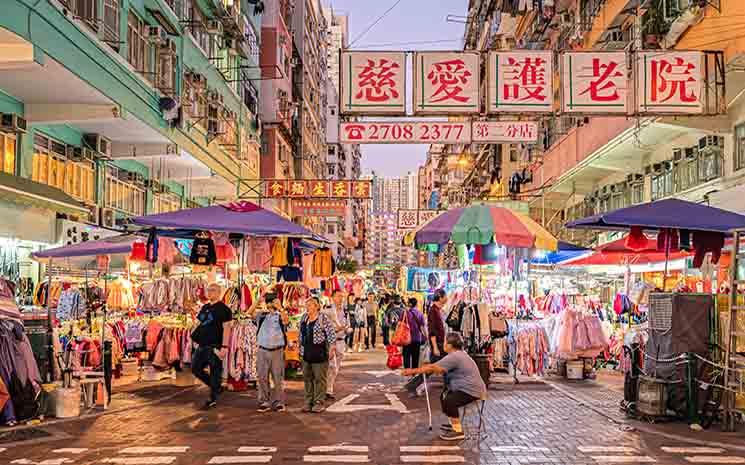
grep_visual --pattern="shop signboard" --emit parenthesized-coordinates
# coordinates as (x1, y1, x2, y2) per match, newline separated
(488, 50, 554, 113)
(562, 51, 629, 114)
(340, 51, 407, 115)
(292, 200, 347, 217)
(397, 209, 441, 230)
(265, 180, 372, 199)
(471, 121, 539, 143)
(339, 121, 471, 144)
(413, 51, 480, 115)
(637, 50, 705, 114)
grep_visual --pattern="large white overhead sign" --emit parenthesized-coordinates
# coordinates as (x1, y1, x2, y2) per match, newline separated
(637, 51, 704, 114)
(340, 51, 407, 115)
(562, 51, 629, 114)
(413, 52, 480, 115)
(488, 50, 554, 113)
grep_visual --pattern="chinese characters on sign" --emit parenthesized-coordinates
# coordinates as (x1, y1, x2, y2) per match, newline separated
(339, 122, 471, 144)
(562, 51, 628, 114)
(637, 51, 704, 114)
(265, 180, 372, 199)
(340, 51, 407, 115)
(489, 50, 553, 113)
(397, 209, 442, 230)
(292, 200, 347, 218)
(414, 52, 480, 114)
(471, 121, 539, 143)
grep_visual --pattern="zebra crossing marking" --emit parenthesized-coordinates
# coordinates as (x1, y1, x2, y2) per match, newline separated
(119, 447, 189, 455)
(307, 446, 369, 453)
(399, 456, 465, 463)
(304, 445, 369, 463)
(400, 446, 461, 453)
(589, 456, 656, 463)
(101, 459, 177, 465)
(491, 446, 551, 453)
(579, 446, 638, 454)
(684, 457, 745, 464)
(662, 447, 725, 454)
(52, 449, 89, 454)
(302, 455, 369, 463)
(11, 460, 74, 465)
(207, 457, 272, 464)
(236, 447, 277, 453)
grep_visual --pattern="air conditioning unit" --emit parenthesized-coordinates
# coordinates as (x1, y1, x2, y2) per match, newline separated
(0, 113, 27, 133)
(206, 20, 222, 34)
(685, 147, 697, 159)
(100, 208, 116, 228)
(145, 25, 165, 44)
(83, 133, 112, 158)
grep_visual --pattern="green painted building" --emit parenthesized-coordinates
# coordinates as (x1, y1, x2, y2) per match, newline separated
(0, 0, 263, 250)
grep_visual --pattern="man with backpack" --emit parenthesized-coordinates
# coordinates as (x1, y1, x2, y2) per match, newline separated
(252, 292, 289, 413)
(383, 295, 404, 346)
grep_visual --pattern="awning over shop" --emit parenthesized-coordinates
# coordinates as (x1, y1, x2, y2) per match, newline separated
(531, 242, 591, 265)
(0, 171, 88, 215)
(32, 235, 142, 260)
(562, 237, 690, 266)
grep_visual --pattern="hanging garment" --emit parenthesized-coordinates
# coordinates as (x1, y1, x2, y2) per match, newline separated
(247, 238, 272, 272)
(626, 226, 650, 251)
(271, 238, 289, 267)
(657, 228, 680, 253)
(692, 230, 725, 268)
(312, 248, 333, 277)
(190, 232, 217, 266)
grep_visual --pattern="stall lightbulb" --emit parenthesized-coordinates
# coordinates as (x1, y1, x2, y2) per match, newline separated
(130, 262, 141, 273)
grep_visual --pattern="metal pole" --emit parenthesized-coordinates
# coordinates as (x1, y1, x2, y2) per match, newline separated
(513, 250, 519, 384)
(46, 258, 54, 383)
(723, 230, 740, 431)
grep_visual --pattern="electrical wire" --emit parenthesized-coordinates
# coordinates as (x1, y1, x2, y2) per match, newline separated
(351, 38, 463, 49)
(348, 0, 404, 47)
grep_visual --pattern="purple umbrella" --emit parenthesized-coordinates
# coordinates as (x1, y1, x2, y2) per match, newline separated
(32, 235, 142, 260)
(131, 200, 313, 237)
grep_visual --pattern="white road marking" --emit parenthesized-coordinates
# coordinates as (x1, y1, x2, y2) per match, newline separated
(400, 446, 461, 453)
(302, 455, 369, 462)
(236, 447, 277, 453)
(325, 393, 409, 413)
(308, 446, 369, 453)
(101, 458, 177, 465)
(363, 370, 397, 378)
(662, 447, 725, 454)
(208, 457, 273, 464)
(0, 448, 7, 453)
(579, 446, 638, 453)
(684, 457, 745, 464)
(11, 460, 73, 465)
(52, 449, 89, 454)
(590, 456, 656, 463)
(400, 456, 465, 463)
(491, 446, 550, 453)
(120, 447, 189, 454)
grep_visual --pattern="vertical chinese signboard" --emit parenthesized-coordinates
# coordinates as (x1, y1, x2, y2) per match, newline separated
(637, 51, 704, 114)
(413, 52, 480, 115)
(562, 51, 628, 114)
(489, 50, 553, 113)
(340, 51, 407, 115)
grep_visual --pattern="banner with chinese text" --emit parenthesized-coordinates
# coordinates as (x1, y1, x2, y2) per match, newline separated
(339, 121, 471, 144)
(471, 121, 538, 143)
(397, 209, 442, 230)
(292, 200, 347, 217)
(340, 51, 407, 115)
(413, 52, 480, 115)
(265, 180, 372, 199)
(488, 50, 553, 113)
(637, 51, 704, 114)
(562, 51, 629, 114)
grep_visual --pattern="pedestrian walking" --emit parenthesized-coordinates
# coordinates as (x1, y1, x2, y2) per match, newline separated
(353, 297, 368, 352)
(379, 295, 391, 346)
(383, 295, 404, 347)
(324, 290, 349, 400)
(300, 297, 336, 413)
(428, 289, 448, 363)
(345, 294, 357, 350)
(191, 283, 233, 409)
(364, 292, 379, 349)
(402, 297, 426, 369)
(252, 292, 289, 413)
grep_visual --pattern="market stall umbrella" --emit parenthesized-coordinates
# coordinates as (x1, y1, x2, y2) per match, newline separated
(130, 200, 313, 237)
(561, 236, 690, 266)
(411, 203, 558, 251)
(532, 241, 591, 265)
(566, 198, 745, 233)
(32, 234, 143, 260)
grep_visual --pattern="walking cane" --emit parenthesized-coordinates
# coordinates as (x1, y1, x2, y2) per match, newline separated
(422, 372, 433, 431)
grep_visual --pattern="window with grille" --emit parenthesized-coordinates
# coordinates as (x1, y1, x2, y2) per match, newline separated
(0, 132, 16, 176)
(103, 0, 120, 48)
(156, 41, 177, 95)
(32, 134, 95, 204)
(104, 166, 146, 215)
(127, 11, 151, 80)
(152, 192, 181, 214)
(736, 123, 745, 171)
(75, 0, 98, 32)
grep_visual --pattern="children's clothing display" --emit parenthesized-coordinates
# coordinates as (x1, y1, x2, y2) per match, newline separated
(137, 276, 207, 313)
(508, 322, 549, 377)
(107, 279, 135, 310)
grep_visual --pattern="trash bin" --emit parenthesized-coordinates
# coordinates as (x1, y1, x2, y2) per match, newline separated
(472, 354, 491, 386)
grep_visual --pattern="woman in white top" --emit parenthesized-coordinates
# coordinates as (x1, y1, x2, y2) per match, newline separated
(353, 297, 368, 352)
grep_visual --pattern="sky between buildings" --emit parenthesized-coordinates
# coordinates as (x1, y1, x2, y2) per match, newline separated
(328, 0, 468, 178)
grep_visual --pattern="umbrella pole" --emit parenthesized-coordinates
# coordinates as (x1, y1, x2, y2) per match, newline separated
(46, 258, 54, 382)
(513, 250, 519, 384)
(663, 237, 670, 292)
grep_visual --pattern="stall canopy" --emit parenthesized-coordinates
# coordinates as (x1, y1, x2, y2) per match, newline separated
(532, 242, 590, 265)
(562, 236, 690, 266)
(130, 200, 313, 237)
(411, 203, 558, 251)
(567, 198, 745, 233)
(32, 235, 142, 260)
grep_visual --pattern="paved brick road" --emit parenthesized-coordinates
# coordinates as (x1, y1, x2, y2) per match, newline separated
(2, 350, 745, 464)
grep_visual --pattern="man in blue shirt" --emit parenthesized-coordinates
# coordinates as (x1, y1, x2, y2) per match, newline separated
(252, 292, 289, 413)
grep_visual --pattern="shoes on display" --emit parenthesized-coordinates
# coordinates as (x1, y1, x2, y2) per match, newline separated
(439, 430, 465, 441)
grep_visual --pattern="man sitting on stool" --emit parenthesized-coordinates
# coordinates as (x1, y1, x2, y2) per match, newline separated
(401, 333, 487, 441)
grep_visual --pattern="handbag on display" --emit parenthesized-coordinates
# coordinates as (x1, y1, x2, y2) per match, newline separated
(391, 310, 412, 346)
